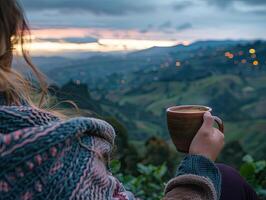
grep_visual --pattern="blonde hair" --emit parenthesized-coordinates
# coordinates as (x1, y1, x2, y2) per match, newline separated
(0, 0, 48, 107)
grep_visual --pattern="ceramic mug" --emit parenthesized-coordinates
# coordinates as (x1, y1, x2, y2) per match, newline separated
(166, 105, 224, 153)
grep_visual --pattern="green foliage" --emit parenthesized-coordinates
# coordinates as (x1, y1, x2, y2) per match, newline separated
(240, 155, 266, 198)
(109, 160, 121, 174)
(104, 118, 179, 177)
(111, 155, 266, 200)
(143, 137, 180, 178)
(104, 117, 141, 175)
(51, 80, 102, 112)
(110, 160, 167, 200)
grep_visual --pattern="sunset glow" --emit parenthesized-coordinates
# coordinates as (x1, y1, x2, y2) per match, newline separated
(22, 28, 190, 55)
(31, 28, 176, 40)
(25, 39, 183, 55)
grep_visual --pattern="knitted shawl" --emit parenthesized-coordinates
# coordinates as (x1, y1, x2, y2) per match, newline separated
(0, 106, 135, 200)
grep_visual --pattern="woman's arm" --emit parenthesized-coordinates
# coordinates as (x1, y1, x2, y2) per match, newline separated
(163, 155, 221, 200)
(163, 112, 224, 200)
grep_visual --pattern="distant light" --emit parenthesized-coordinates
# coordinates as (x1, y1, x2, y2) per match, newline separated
(76, 80, 81, 85)
(228, 54, 234, 59)
(225, 52, 231, 57)
(238, 51, 244, 56)
(176, 61, 181, 68)
(249, 49, 256, 54)
(241, 59, 247, 64)
(253, 60, 259, 66)
(225, 52, 234, 59)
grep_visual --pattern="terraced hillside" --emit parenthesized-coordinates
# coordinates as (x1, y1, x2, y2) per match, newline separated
(41, 40, 266, 160)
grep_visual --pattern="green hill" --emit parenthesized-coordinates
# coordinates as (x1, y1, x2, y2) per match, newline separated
(42, 40, 266, 160)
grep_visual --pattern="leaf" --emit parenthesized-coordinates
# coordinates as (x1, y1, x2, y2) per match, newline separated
(240, 163, 255, 179)
(256, 188, 266, 196)
(110, 160, 121, 174)
(157, 164, 167, 178)
(148, 183, 161, 190)
(255, 161, 266, 173)
(137, 163, 151, 175)
(242, 155, 254, 163)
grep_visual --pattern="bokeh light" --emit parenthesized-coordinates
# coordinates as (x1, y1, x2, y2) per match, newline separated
(253, 60, 259, 66)
(249, 49, 256, 54)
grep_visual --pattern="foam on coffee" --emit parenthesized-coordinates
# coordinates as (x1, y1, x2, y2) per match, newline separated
(171, 106, 209, 113)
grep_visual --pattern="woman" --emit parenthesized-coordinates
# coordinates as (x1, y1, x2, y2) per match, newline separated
(0, 0, 258, 199)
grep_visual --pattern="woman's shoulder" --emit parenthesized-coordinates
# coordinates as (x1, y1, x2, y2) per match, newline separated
(0, 105, 115, 144)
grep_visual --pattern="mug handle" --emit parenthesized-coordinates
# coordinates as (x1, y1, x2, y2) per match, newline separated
(213, 116, 224, 133)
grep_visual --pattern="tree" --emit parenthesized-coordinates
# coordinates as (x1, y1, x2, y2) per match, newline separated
(218, 140, 246, 168)
(143, 137, 179, 178)
(104, 117, 140, 175)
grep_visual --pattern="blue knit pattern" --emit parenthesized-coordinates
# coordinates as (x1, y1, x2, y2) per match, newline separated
(176, 155, 221, 199)
(0, 106, 135, 200)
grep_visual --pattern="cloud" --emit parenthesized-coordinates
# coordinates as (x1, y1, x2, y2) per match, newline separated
(159, 21, 172, 29)
(140, 24, 155, 33)
(236, 0, 266, 5)
(21, 0, 155, 15)
(176, 23, 192, 31)
(39, 37, 98, 43)
(172, 1, 192, 10)
(63, 37, 98, 43)
(204, 0, 266, 15)
(205, 0, 266, 7)
(256, 10, 266, 15)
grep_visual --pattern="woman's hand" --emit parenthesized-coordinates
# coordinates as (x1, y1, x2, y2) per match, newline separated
(189, 112, 224, 161)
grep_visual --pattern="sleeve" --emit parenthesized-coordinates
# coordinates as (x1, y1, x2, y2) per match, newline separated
(163, 155, 221, 200)
(0, 116, 137, 200)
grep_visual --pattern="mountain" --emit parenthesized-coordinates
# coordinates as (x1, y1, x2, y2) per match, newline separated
(184, 40, 249, 49)
(129, 40, 248, 57)
(91, 40, 266, 160)
(36, 40, 266, 160)
(41, 40, 259, 86)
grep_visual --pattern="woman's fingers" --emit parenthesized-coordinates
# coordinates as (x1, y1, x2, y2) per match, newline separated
(213, 128, 225, 146)
(201, 112, 214, 129)
(189, 113, 225, 161)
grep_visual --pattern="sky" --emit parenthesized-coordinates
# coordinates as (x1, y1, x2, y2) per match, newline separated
(20, 0, 266, 55)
